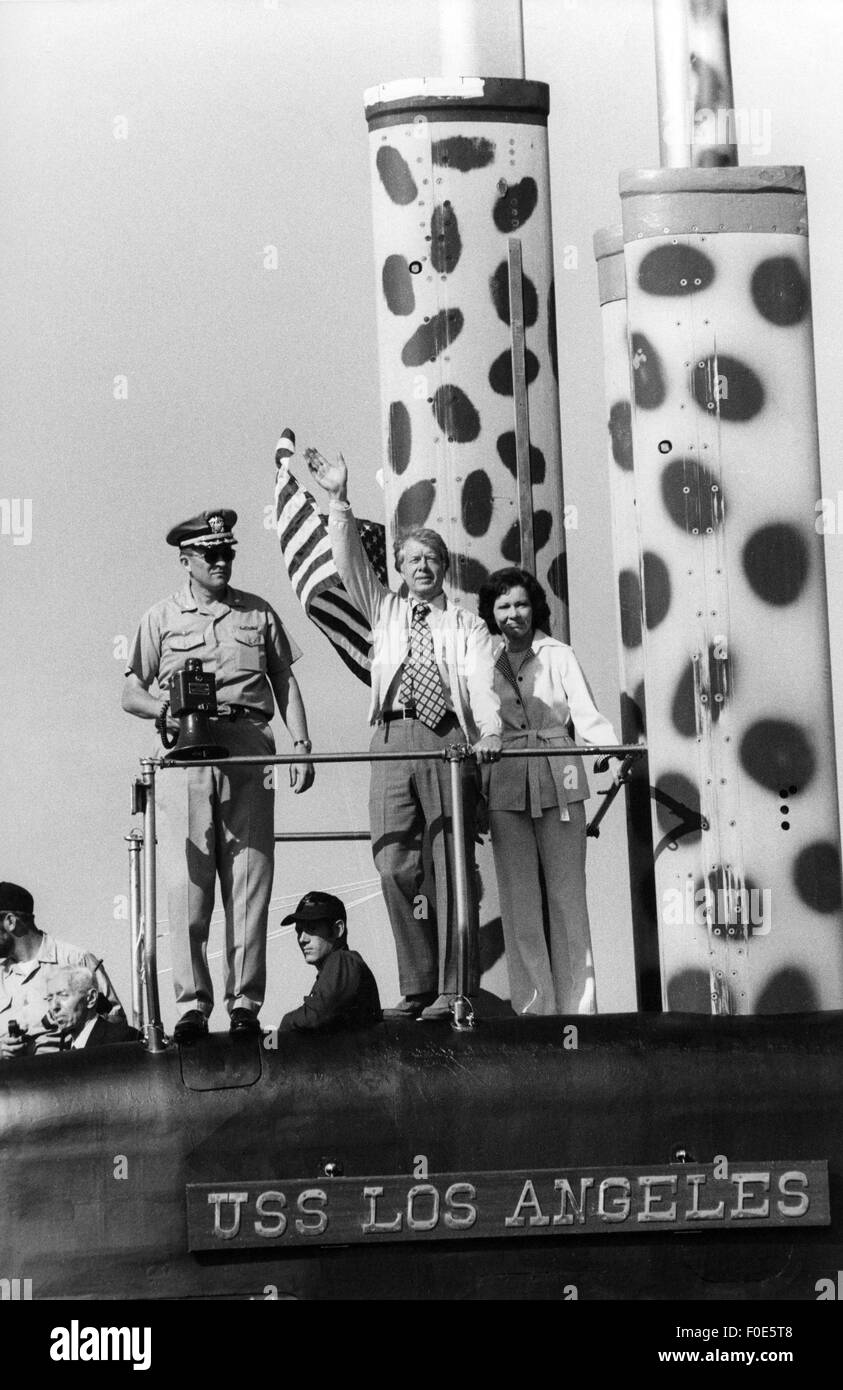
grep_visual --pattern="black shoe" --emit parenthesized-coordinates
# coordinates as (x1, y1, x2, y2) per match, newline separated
(229, 1007, 261, 1035)
(383, 992, 436, 1020)
(173, 1010, 208, 1044)
(419, 992, 456, 1021)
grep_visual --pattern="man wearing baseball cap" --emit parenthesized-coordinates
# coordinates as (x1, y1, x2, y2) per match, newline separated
(278, 891, 381, 1032)
(122, 509, 315, 1043)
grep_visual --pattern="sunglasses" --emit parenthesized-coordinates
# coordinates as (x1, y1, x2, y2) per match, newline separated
(192, 545, 235, 564)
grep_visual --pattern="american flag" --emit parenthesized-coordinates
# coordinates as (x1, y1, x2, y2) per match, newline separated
(273, 463, 387, 686)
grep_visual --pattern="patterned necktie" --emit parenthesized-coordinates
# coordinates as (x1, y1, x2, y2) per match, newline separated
(398, 602, 448, 729)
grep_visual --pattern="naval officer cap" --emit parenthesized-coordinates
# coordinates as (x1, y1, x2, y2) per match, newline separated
(166, 509, 238, 549)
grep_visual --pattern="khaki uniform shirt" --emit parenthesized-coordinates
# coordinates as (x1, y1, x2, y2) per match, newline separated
(126, 581, 301, 716)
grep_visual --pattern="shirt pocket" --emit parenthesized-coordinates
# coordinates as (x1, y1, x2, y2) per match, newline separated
(233, 623, 266, 672)
(164, 630, 206, 666)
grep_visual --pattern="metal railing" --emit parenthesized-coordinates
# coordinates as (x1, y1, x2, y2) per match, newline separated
(129, 742, 645, 1048)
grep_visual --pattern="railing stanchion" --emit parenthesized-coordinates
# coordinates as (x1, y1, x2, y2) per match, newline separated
(140, 743, 643, 1041)
(447, 746, 475, 1031)
(140, 758, 165, 1053)
(125, 831, 145, 1031)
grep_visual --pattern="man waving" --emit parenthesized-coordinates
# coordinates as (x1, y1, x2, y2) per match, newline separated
(308, 452, 500, 1022)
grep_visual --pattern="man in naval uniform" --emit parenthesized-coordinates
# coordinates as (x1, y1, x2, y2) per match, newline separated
(308, 452, 501, 1022)
(122, 509, 314, 1043)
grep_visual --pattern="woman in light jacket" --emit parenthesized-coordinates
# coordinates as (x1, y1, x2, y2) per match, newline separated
(477, 568, 619, 1016)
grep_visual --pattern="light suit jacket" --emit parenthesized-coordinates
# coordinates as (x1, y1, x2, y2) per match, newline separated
(328, 502, 501, 743)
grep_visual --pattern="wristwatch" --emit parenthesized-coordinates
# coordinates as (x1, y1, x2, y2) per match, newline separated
(294, 739, 313, 753)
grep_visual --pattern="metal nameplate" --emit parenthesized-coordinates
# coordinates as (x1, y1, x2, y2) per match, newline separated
(186, 1160, 829, 1251)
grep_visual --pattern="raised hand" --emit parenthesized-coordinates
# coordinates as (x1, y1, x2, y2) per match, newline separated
(305, 448, 348, 501)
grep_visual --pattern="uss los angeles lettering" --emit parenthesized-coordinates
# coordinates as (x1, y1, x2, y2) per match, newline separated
(186, 1161, 828, 1251)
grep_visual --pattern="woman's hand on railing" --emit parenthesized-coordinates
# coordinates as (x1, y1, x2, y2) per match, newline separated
(472, 734, 502, 764)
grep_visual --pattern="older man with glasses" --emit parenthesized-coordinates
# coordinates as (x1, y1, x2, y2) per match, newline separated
(122, 509, 314, 1043)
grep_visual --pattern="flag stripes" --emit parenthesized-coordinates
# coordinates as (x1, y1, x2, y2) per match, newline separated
(273, 465, 387, 686)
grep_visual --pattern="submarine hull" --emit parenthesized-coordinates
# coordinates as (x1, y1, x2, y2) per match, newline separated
(2, 1013, 841, 1301)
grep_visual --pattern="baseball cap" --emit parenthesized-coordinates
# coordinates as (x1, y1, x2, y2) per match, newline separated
(0, 882, 34, 914)
(281, 891, 346, 927)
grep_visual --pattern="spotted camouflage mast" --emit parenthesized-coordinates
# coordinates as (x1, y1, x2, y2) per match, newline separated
(593, 227, 660, 1010)
(596, 0, 843, 1012)
(362, 0, 569, 636)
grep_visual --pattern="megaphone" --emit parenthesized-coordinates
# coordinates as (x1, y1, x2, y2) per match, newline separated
(158, 659, 229, 762)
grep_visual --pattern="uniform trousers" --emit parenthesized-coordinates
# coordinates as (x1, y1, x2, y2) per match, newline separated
(156, 715, 275, 1019)
(489, 802, 595, 1016)
(369, 716, 479, 996)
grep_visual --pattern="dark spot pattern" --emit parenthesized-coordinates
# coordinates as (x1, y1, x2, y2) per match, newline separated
(698, 149, 734, 168)
(654, 772, 704, 844)
(387, 401, 411, 476)
(740, 719, 816, 793)
(690, 53, 728, 109)
(489, 348, 540, 396)
(793, 841, 843, 914)
(692, 867, 766, 938)
(546, 551, 568, 604)
(431, 203, 462, 274)
(665, 968, 713, 1013)
(395, 479, 435, 532)
(638, 244, 715, 296)
(451, 553, 490, 594)
(631, 333, 666, 409)
(621, 689, 646, 741)
(756, 970, 819, 1014)
(751, 256, 810, 326)
(376, 146, 417, 205)
(618, 569, 642, 649)
(432, 384, 480, 442)
(400, 308, 464, 367)
(496, 432, 546, 485)
(461, 471, 493, 537)
(632, 679, 647, 735)
(642, 551, 670, 628)
(743, 523, 809, 606)
(502, 511, 552, 562)
(608, 400, 633, 470)
(493, 176, 538, 232)
(548, 279, 558, 382)
(691, 354, 764, 422)
(489, 259, 538, 327)
(382, 255, 415, 316)
(661, 458, 724, 534)
(672, 665, 696, 738)
(432, 135, 495, 170)
(671, 644, 732, 738)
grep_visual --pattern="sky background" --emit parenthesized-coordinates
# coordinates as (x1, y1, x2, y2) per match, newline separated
(1, 0, 842, 1028)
